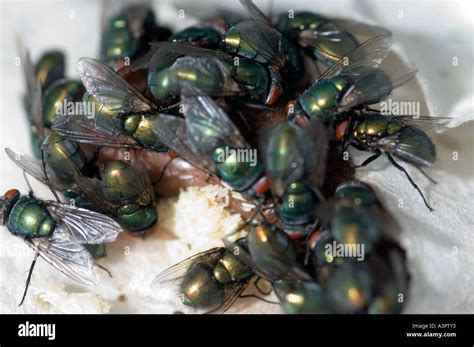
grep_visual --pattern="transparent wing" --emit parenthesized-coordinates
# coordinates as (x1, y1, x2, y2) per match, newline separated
(337, 62, 418, 111)
(148, 114, 215, 173)
(387, 115, 453, 132)
(169, 56, 242, 96)
(180, 93, 250, 158)
(17, 38, 35, 104)
(77, 57, 155, 113)
(152, 248, 224, 286)
(238, 0, 271, 24)
(26, 224, 99, 285)
(5, 148, 68, 191)
(376, 133, 434, 167)
(332, 19, 392, 38)
(71, 174, 120, 216)
(149, 42, 231, 60)
(300, 120, 329, 193)
(301, 19, 391, 58)
(315, 34, 393, 82)
(122, 45, 180, 73)
(222, 238, 312, 282)
(232, 20, 285, 68)
(45, 200, 122, 244)
(52, 114, 141, 148)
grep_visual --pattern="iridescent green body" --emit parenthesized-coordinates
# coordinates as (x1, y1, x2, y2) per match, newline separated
(34, 51, 65, 92)
(331, 206, 379, 255)
(275, 11, 326, 34)
(327, 261, 373, 312)
(335, 181, 379, 207)
(223, 21, 283, 66)
(180, 245, 252, 308)
(265, 122, 318, 228)
(278, 182, 316, 225)
(274, 280, 328, 314)
(120, 113, 167, 152)
(42, 79, 85, 127)
(102, 14, 134, 66)
(211, 146, 263, 191)
(169, 27, 221, 48)
(351, 113, 436, 165)
(225, 58, 269, 97)
(43, 132, 88, 184)
(102, 160, 157, 232)
(276, 11, 358, 66)
(147, 26, 220, 103)
(248, 224, 297, 279)
(148, 63, 174, 103)
(298, 68, 391, 122)
(83, 92, 118, 118)
(100, 7, 170, 69)
(6, 195, 55, 238)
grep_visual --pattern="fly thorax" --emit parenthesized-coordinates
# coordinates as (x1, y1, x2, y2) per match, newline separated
(122, 114, 141, 135)
(213, 250, 252, 284)
(299, 79, 346, 123)
(223, 26, 241, 55)
(212, 146, 263, 192)
(7, 196, 55, 238)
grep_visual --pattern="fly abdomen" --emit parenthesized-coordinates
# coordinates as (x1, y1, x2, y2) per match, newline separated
(121, 113, 167, 152)
(179, 263, 225, 308)
(44, 132, 87, 183)
(393, 126, 436, 166)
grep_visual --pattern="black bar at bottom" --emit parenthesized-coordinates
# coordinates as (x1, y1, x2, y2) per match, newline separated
(0, 314, 472, 346)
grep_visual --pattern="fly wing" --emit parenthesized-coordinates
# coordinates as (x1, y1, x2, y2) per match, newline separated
(45, 200, 122, 244)
(232, 20, 285, 68)
(77, 57, 155, 113)
(147, 114, 215, 173)
(238, 0, 271, 24)
(315, 34, 393, 82)
(337, 62, 418, 111)
(26, 224, 99, 285)
(5, 148, 68, 191)
(52, 113, 141, 148)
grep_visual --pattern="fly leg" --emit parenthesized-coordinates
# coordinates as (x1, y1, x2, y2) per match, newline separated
(351, 150, 382, 169)
(97, 264, 113, 278)
(23, 170, 34, 196)
(238, 277, 279, 304)
(19, 251, 40, 306)
(386, 153, 434, 212)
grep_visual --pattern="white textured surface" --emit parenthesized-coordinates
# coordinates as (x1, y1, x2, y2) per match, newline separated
(0, 0, 473, 313)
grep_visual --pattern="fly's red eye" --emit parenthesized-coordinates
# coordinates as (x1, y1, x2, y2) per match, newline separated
(4, 189, 19, 199)
(335, 119, 350, 141)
